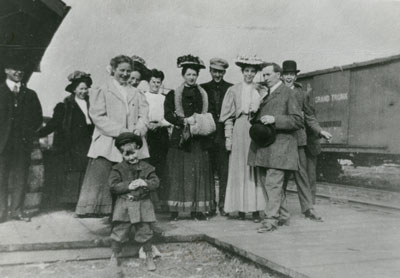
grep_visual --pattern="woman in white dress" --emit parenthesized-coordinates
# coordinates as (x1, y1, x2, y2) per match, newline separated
(219, 55, 267, 222)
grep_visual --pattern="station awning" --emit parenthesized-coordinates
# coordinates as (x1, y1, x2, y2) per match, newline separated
(0, 0, 70, 81)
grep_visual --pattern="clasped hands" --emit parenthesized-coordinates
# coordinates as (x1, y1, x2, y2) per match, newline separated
(260, 115, 275, 125)
(128, 178, 148, 191)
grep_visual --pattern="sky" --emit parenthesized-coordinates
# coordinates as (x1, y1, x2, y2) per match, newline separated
(29, 0, 400, 116)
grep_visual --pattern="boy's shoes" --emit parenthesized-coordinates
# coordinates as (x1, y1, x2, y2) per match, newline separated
(109, 253, 124, 278)
(139, 245, 161, 259)
(145, 252, 156, 271)
(110, 252, 121, 267)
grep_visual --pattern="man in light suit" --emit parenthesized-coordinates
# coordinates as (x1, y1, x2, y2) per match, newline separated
(248, 63, 303, 232)
(0, 61, 43, 223)
(281, 60, 332, 206)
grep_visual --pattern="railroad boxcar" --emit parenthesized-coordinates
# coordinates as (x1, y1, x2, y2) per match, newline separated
(297, 54, 400, 179)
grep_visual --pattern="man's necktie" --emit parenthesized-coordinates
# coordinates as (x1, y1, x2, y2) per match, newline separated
(12, 85, 19, 107)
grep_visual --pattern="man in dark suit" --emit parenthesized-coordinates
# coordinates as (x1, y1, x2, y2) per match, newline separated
(281, 60, 332, 210)
(201, 58, 233, 216)
(248, 63, 304, 232)
(0, 61, 43, 223)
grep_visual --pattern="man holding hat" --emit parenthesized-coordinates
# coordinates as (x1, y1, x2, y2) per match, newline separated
(248, 62, 304, 232)
(0, 61, 43, 223)
(281, 60, 332, 219)
(201, 58, 232, 216)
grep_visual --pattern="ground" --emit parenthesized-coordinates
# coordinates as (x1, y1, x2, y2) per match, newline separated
(0, 242, 278, 278)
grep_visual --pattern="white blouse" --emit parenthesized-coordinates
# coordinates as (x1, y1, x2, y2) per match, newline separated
(75, 97, 91, 124)
(145, 91, 171, 126)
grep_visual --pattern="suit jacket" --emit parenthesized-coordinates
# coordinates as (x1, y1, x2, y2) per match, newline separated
(0, 81, 42, 153)
(87, 79, 149, 162)
(38, 95, 94, 170)
(248, 83, 303, 171)
(109, 160, 159, 223)
(304, 87, 323, 156)
(201, 79, 233, 144)
(292, 83, 321, 147)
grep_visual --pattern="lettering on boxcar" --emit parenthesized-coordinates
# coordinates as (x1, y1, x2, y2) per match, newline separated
(315, 93, 348, 103)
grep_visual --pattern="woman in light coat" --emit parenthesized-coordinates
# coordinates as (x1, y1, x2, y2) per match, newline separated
(75, 55, 149, 217)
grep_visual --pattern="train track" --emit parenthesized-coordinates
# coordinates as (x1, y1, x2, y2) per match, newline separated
(286, 181, 400, 212)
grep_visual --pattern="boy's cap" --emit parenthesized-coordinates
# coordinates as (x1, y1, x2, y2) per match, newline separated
(115, 132, 143, 149)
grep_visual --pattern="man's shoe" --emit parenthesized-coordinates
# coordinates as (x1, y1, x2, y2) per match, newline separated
(11, 213, 31, 222)
(277, 218, 290, 226)
(145, 253, 156, 271)
(304, 209, 323, 222)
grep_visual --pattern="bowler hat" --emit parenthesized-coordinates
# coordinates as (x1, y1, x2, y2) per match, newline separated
(249, 122, 276, 147)
(115, 132, 143, 150)
(282, 60, 300, 74)
(3, 60, 28, 71)
(209, 58, 229, 70)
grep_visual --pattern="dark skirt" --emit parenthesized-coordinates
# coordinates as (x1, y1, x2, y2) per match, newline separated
(60, 170, 85, 204)
(75, 157, 114, 216)
(163, 139, 215, 213)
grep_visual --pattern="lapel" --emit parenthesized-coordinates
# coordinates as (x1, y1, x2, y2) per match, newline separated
(17, 85, 27, 106)
(264, 83, 284, 105)
(126, 86, 137, 104)
(107, 79, 126, 103)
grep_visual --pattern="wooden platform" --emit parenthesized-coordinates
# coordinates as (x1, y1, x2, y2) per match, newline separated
(0, 195, 399, 278)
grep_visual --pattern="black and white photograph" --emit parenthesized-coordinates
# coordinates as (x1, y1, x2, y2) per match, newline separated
(1, 0, 400, 277)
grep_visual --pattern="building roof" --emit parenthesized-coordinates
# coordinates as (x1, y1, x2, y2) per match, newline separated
(298, 53, 400, 79)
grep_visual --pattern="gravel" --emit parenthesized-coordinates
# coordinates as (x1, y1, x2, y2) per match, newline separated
(0, 242, 279, 278)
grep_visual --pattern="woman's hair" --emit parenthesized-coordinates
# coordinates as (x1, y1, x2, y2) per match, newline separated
(68, 79, 91, 93)
(240, 64, 261, 73)
(181, 65, 200, 76)
(150, 68, 165, 81)
(109, 55, 133, 74)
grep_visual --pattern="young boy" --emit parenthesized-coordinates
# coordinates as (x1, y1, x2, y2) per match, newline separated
(109, 132, 159, 271)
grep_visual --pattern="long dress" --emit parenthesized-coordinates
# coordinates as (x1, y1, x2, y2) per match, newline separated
(75, 79, 149, 216)
(220, 82, 266, 213)
(163, 85, 215, 213)
(38, 95, 94, 205)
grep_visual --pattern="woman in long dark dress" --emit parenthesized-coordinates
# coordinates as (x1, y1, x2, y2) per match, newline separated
(38, 71, 94, 208)
(163, 55, 216, 220)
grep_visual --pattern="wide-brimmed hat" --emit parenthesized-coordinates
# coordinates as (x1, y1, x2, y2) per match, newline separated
(130, 55, 151, 81)
(115, 132, 143, 149)
(249, 122, 276, 147)
(209, 58, 229, 71)
(282, 60, 300, 74)
(177, 54, 205, 69)
(65, 71, 92, 93)
(235, 55, 267, 70)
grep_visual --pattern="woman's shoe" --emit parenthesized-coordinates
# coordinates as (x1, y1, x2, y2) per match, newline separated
(252, 211, 261, 223)
(195, 212, 208, 221)
(170, 212, 179, 221)
(238, 212, 246, 220)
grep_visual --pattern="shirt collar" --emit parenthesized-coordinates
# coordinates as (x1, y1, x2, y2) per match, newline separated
(6, 79, 21, 91)
(270, 81, 282, 94)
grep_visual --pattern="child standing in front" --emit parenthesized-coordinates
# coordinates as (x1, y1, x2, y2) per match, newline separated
(109, 132, 159, 272)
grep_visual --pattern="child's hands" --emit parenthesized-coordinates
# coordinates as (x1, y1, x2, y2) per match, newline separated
(128, 179, 147, 190)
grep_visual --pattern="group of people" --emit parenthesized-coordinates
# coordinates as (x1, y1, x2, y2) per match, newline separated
(0, 53, 332, 271)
